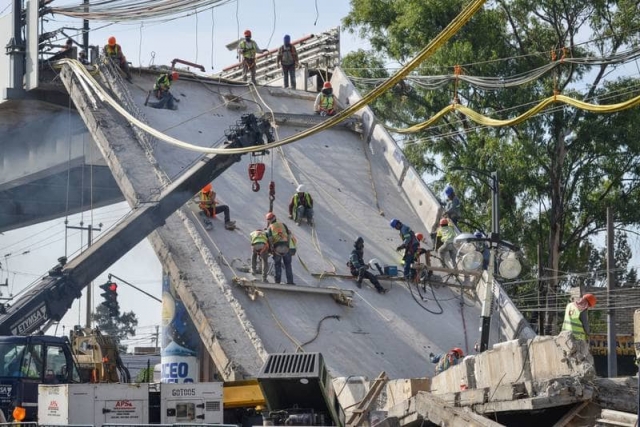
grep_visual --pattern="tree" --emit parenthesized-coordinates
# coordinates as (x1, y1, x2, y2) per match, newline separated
(343, 0, 640, 332)
(92, 305, 138, 353)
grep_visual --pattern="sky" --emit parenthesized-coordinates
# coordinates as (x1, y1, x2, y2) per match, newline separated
(0, 0, 369, 350)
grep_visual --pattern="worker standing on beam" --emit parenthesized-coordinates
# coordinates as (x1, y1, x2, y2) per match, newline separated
(103, 36, 132, 82)
(265, 212, 295, 285)
(435, 218, 457, 269)
(443, 185, 462, 226)
(238, 30, 268, 85)
(276, 35, 299, 89)
(561, 293, 597, 341)
(390, 218, 420, 281)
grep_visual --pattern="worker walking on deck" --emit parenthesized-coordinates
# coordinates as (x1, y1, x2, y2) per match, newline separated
(348, 237, 386, 294)
(390, 218, 420, 281)
(277, 35, 299, 89)
(314, 82, 336, 116)
(443, 185, 462, 225)
(288, 184, 314, 226)
(199, 184, 236, 230)
(265, 212, 295, 285)
(436, 218, 457, 269)
(238, 30, 268, 85)
(561, 293, 597, 341)
(250, 229, 270, 282)
(103, 36, 132, 81)
(429, 348, 464, 374)
(148, 71, 179, 110)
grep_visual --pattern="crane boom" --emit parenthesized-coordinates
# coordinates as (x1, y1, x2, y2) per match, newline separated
(0, 114, 273, 336)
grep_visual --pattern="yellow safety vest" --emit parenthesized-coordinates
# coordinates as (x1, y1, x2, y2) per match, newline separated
(318, 94, 334, 111)
(239, 40, 257, 59)
(250, 230, 268, 245)
(199, 190, 216, 214)
(104, 44, 120, 58)
(292, 193, 312, 209)
(267, 222, 289, 246)
(561, 302, 586, 340)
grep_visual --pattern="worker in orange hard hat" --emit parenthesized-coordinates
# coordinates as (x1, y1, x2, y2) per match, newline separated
(429, 347, 464, 375)
(237, 29, 268, 85)
(314, 81, 336, 116)
(148, 71, 180, 110)
(103, 36, 132, 82)
(199, 183, 236, 230)
(561, 293, 597, 340)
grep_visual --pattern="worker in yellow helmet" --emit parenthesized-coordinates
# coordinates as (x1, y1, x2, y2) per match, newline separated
(103, 36, 132, 82)
(561, 293, 597, 340)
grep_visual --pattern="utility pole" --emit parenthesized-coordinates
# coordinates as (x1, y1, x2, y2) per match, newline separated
(606, 207, 617, 377)
(537, 244, 544, 333)
(66, 222, 102, 327)
(83, 0, 90, 58)
(154, 325, 160, 351)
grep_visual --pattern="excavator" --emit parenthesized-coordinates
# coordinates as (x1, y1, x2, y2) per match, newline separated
(0, 113, 275, 422)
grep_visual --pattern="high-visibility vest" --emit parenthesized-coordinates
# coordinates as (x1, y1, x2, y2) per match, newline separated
(104, 44, 120, 58)
(318, 94, 334, 111)
(561, 302, 586, 340)
(437, 225, 456, 243)
(199, 190, 216, 215)
(154, 74, 171, 92)
(250, 230, 268, 245)
(239, 40, 258, 59)
(267, 221, 289, 246)
(292, 192, 312, 209)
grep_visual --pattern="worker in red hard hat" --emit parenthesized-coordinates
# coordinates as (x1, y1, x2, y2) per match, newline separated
(148, 71, 180, 110)
(435, 218, 457, 269)
(429, 347, 464, 375)
(237, 29, 268, 85)
(103, 36, 132, 82)
(198, 183, 236, 230)
(314, 81, 336, 116)
(413, 232, 433, 283)
(561, 293, 597, 340)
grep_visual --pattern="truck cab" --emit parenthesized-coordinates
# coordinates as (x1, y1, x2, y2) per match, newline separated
(0, 335, 82, 421)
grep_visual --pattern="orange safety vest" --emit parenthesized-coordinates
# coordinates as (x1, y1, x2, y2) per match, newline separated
(267, 221, 289, 246)
(199, 190, 217, 217)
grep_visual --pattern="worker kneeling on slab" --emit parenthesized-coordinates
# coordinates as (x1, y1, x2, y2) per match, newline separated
(430, 347, 464, 374)
(148, 71, 180, 110)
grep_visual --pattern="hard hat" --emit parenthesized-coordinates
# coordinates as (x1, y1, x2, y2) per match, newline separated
(202, 183, 212, 193)
(474, 230, 483, 238)
(108, 36, 116, 46)
(266, 212, 276, 222)
(390, 218, 400, 228)
(244, 29, 252, 37)
(439, 218, 449, 226)
(451, 347, 464, 357)
(416, 233, 424, 242)
(323, 81, 332, 89)
(296, 184, 305, 193)
(171, 71, 179, 81)
(583, 293, 597, 307)
(369, 258, 380, 267)
(284, 34, 291, 43)
(444, 185, 455, 197)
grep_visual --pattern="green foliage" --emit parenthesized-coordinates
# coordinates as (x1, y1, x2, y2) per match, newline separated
(135, 367, 154, 383)
(92, 305, 138, 353)
(343, 0, 640, 326)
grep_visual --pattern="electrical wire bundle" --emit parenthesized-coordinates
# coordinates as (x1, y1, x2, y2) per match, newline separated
(51, 0, 234, 22)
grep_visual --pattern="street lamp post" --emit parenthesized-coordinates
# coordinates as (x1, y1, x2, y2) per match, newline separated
(453, 170, 520, 352)
(480, 171, 499, 353)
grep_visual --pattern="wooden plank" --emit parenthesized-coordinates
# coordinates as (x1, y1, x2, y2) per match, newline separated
(346, 371, 388, 427)
(234, 278, 354, 297)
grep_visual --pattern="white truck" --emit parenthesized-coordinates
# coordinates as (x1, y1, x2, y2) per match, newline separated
(38, 382, 223, 426)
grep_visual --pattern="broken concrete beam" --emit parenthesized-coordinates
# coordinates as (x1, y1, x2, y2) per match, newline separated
(459, 388, 487, 406)
(475, 339, 531, 390)
(473, 392, 591, 415)
(487, 382, 528, 402)
(430, 355, 476, 394)
(529, 332, 595, 382)
(383, 378, 431, 410)
(597, 409, 638, 427)
(594, 377, 638, 414)
(412, 391, 504, 427)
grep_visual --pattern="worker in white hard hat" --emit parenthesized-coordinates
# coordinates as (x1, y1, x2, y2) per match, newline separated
(288, 184, 314, 226)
